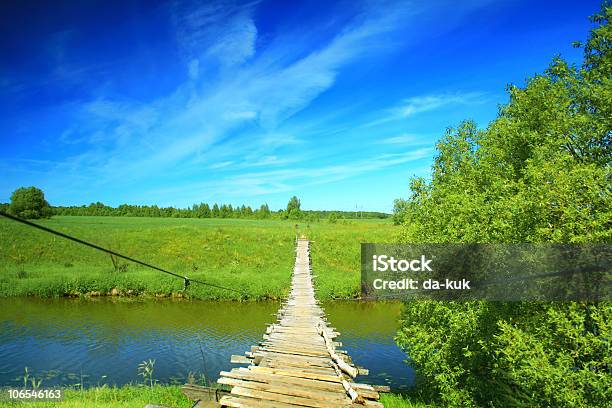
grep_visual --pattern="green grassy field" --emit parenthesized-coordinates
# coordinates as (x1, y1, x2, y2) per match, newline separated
(0, 216, 397, 300)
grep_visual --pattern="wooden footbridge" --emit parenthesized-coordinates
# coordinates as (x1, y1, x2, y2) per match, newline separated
(215, 239, 383, 407)
(0, 213, 385, 408)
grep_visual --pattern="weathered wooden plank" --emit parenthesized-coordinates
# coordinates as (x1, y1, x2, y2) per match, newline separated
(219, 377, 348, 403)
(248, 366, 342, 383)
(230, 386, 351, 408)
(260, 361, 336, 375)
(257, 345, 330, 358)
(254, 353, 333, 368)
(219, 395, 302, 408)
(231, 355, 252, 364)
(219, 369, 345, 392)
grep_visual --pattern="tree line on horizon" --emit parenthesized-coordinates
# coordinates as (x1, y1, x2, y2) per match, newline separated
(0, 189, 389, 221)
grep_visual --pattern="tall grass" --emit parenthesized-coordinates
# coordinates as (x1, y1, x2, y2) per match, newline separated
(380, 393, 438, 408)
(0, 216, 397, 300)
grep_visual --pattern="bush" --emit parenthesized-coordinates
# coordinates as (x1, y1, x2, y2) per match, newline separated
(395, 4, 611, 407)
(9, 186, 52, 219)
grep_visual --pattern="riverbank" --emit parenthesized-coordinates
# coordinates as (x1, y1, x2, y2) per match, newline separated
(0, 385, 435, 407)
(0, 216, 396, 300)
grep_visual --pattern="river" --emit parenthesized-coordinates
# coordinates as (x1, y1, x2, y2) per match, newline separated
(0, 298, 414, 391)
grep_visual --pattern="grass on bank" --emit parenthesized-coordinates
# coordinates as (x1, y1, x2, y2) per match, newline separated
(0, 216, 397, 300)
(0, 385, 435, 407)
(0, 385, 192, 408)
(379, 393, 437, 408)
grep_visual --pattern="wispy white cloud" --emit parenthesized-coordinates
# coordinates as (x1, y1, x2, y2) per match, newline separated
(209, 161, 235, 169)
(398, 92, 487, 117)
(363, 91, 488, 129)
(380, 133, 426, 145)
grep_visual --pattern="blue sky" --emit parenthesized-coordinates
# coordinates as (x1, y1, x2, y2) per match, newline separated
(0, 0, 601, 212)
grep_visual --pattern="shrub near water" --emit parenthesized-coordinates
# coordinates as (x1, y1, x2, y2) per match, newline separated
(394, 4, 611, 407)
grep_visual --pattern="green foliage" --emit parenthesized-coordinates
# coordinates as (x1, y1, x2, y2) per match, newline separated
(286, 196, 303, 219)
(286, 195, 301, 212)
(288, 207, 302, 220)
(258, 203, 271, 218)
(394, 5, 611, 407)
(392, 199, 409, 225)
(9, 187, 52, 219)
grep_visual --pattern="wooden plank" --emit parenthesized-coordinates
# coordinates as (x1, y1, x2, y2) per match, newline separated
(372, 385, 391, 392)
(360, 400, 385, 408)
(218, 377, 348, 403)
(231, 355, 252, 364)
(259, 342, 328, 354)
(248, 366, 341, 383)
(257, 346, 330, 358)
(260, 360, 336, 374)
(255, 355, 332, 369)
(255, 351, 332, 364)
(219, 370, 345, 392)
(182, 383, 229, 401)
(230, 386, 351, 408)
(220, 395, 302, 408)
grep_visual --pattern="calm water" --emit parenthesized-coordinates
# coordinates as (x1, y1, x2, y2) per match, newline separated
(0, 298, 414, 391)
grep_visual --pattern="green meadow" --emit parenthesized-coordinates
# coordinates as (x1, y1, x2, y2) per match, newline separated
(0, 216, 397, 300)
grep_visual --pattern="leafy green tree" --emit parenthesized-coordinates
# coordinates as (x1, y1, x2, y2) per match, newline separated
(220, 204, 230, 218)
(395, 4, 612, 407)
(200, 203, 211, 218)
(286, 196, 302, 220)
(257, 203, 271, 219)
(9, 187, 52, 219)
(286, 196, 301, 212)
(392, 198, 409, 225)
(211, 203, 220, 218)
(192, 203, 210, 218)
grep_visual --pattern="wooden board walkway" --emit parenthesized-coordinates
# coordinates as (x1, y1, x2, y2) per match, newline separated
(217, 239, 383, 407)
